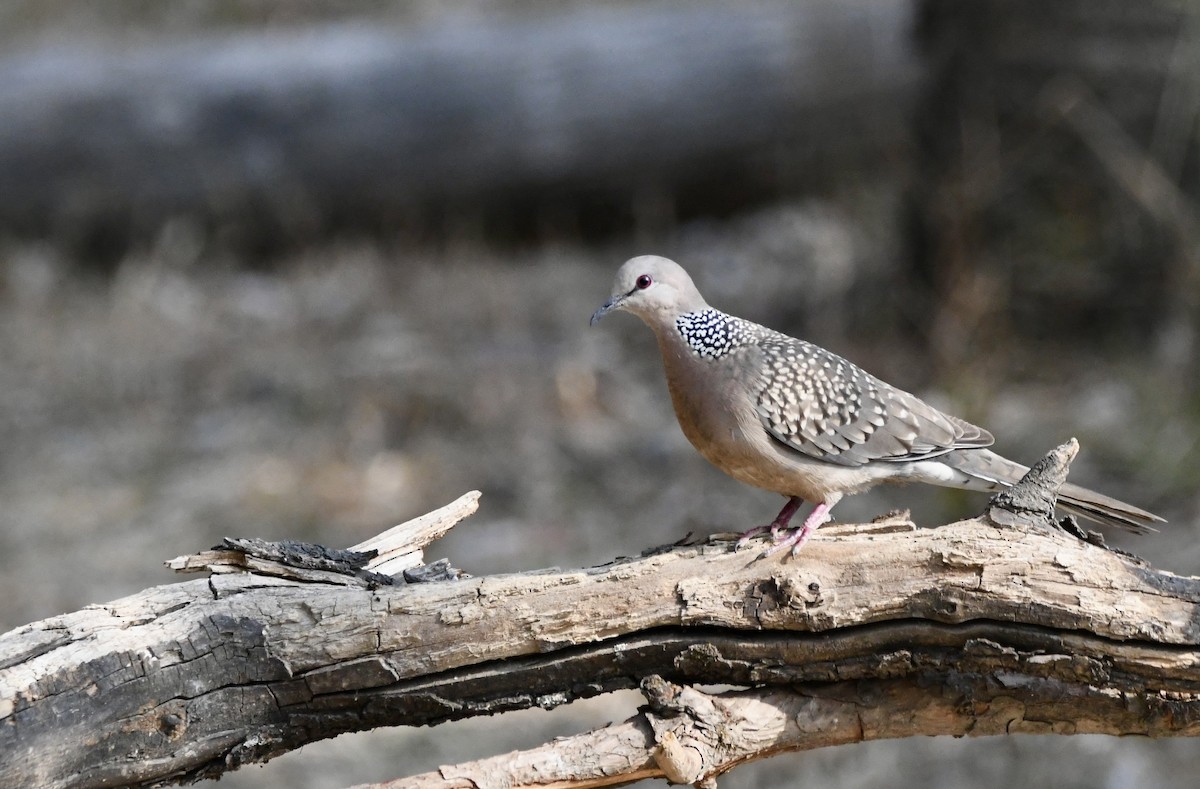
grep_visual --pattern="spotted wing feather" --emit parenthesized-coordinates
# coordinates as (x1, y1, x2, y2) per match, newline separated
(752, 334, 993, 467)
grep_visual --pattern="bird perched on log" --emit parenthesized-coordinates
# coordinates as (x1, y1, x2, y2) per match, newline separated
(590, 255, 1163, 556)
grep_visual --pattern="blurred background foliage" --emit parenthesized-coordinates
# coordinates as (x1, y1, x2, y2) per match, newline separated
(1, 1, 1198, 787)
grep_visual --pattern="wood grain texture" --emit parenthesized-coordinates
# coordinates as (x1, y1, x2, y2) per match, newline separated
(2, 507, 1199, 787)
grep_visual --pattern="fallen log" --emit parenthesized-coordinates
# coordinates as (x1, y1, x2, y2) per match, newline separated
(1, 447, 1196, 788)
(0, 0, 915, 255)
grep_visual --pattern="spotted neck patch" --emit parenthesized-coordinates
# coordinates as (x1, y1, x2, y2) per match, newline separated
(675, 309, 761, 359)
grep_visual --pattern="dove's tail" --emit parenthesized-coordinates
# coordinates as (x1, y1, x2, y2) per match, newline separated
(932, 448, 1164, 534)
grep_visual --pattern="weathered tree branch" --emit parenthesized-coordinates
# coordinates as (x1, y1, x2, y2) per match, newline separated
(381, 663, 1200, 789)
(1, 448, 1196, 788)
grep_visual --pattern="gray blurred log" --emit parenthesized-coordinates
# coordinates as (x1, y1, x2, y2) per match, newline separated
(0, 0, 916, 253)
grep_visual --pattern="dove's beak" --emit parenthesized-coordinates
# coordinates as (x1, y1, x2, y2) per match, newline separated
(589, 294, 626, 326)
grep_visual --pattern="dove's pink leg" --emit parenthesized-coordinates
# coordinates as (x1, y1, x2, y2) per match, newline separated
(763, 501, 834, 557)
(736, 496, 803, 548)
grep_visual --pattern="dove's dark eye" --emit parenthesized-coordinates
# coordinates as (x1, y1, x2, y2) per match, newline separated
(635, 274, 652, 290)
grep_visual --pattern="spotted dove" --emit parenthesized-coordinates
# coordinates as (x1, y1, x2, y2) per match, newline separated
(590, 255, 1163, 555)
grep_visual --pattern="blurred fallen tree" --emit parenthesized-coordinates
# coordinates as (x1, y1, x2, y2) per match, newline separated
(0, 0, 914, 259)
(2, 447, 1199, 789)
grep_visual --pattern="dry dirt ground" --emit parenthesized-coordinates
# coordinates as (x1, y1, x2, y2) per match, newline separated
(2, 200, 1199, 787)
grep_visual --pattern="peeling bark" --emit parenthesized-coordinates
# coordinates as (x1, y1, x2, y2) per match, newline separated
(1, 479, 1197, 787)
(381, 670, 1200, 789)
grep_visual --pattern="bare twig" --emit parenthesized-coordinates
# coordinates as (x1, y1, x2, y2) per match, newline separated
(350, 490, 481, 573)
